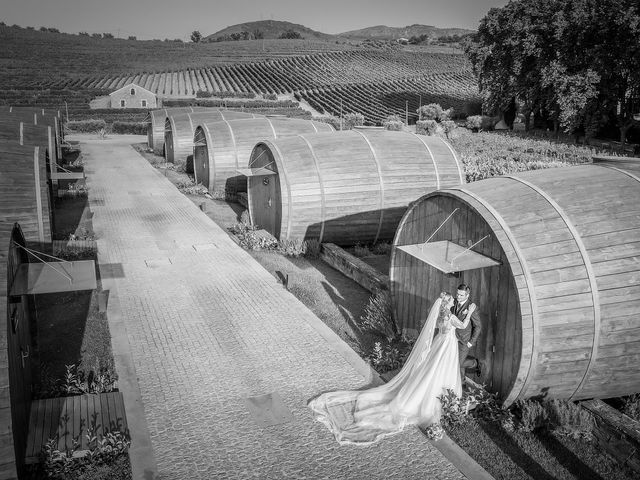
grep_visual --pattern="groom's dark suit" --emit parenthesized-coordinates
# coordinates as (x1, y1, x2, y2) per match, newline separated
(452, 299, 482, 382)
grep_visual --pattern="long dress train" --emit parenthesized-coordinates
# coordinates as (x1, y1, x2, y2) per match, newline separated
(308, 296, 468, 445)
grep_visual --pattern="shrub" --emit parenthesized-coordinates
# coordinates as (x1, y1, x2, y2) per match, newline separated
(439, 389, 473, 427)
(303, 239, 322, 259)
(360, 290, 396, 341)
(263, 93, 278, 101)
(383, 114, 404, 131)
(465, 115, 482, 131)
(353, 244, 372, 257)
(441, 120, 457, 139)
(342, 112, 365, 130)
(176, 179, 208, 195)
(66, 119, 107, 133)
(42, 412, 130, 479)
(228, 223, 278, 250)
(515, 398, 593, 438)
(196, 89, 212, 98)
(417, 103, 452, 122)
(371, 242, 392, 255)
(367, 341, 408, 373)
(314, 115, 341, 129)
(111, 121, 146, 135)
(416, 119, 438, 135)
(621, 393, 640, 421)
(35, 362, 117, 399)
(277, 239, 307, 257)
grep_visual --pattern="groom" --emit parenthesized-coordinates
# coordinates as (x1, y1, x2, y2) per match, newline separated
(452, 283, 482, 384)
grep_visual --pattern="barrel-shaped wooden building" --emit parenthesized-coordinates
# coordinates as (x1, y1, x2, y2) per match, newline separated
(390, 162, 640, 405)
(0, 143, 52, 245)
(192, 117, 334, 195)
(0, 121, 57, 165)
(246, 129, 464, 244)
(148, 107, 212, 154)
(164, 110, 262, 169)
(1, 112, 62, 151)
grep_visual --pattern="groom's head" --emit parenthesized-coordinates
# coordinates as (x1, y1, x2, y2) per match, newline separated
(456, 284, 471, 304)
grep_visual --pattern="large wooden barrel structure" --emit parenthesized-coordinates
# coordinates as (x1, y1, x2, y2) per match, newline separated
(0, 120, 57, 164)
(192, 117, 334, 195)
(0, 224, 33, 478)
(1, 111, 62, 150)
(148, 107, 212, 154)
(246, 129, 464, 244)
(390, 162, 640, 405)
(164, 110, 262, 169)
(0, 143, 51, 245)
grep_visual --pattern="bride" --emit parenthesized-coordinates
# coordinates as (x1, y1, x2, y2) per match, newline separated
(308, 292, 476, 445)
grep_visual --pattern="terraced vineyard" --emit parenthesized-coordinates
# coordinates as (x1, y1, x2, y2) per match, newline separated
(0, 25, 480, 125)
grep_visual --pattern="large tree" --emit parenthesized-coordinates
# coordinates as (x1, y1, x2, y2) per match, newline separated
(466, 0, 640, 143)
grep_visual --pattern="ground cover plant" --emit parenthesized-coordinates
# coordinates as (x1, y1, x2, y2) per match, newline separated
(447, 127, 601, 182)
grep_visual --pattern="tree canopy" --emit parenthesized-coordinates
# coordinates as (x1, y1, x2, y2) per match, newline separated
(465, 0, 640, 142)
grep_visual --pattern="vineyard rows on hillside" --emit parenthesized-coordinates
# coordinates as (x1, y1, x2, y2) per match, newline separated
(41, 50, 473, 97)
(298, 73, 478, 123)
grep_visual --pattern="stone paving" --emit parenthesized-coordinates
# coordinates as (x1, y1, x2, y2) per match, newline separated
(75, 134, 466, 480)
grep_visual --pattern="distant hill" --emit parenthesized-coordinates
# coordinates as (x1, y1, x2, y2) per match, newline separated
(338, 24, 474, 41)
(206, 20, 334, 42)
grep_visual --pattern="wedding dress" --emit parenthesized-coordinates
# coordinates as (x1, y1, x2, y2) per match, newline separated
(308, 294, 470, 445)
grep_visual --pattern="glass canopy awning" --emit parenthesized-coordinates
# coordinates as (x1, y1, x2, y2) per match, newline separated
(397, 240, 501, 274)
(236, 167, 277, 176)
(10, 260, 97, 296)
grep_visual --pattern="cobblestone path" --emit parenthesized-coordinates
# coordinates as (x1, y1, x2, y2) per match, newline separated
(77, 135, 465, 480)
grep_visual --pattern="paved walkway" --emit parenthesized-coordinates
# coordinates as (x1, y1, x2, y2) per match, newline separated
(74, 134, 467, 480)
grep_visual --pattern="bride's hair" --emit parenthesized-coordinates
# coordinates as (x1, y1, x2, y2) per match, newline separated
(439, 292, 453, 310)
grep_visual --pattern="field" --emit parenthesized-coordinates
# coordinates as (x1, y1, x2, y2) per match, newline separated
(0, 24, 479, 125)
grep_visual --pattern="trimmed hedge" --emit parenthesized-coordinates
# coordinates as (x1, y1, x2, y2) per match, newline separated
(111, 121, 147, 135)
(66, 119, 107, 132)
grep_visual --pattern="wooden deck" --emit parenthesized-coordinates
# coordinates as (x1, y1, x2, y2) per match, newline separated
(25, 392, 128, 463)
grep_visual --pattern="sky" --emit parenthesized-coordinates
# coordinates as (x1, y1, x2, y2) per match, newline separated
(1, 0, 509, 41)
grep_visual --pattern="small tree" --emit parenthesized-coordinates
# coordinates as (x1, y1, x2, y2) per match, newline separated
(279, 29, 302, 39)
(190, 30, 202, 43)
(342, 113, 365, 130)
(417, 103, 453, 122)
(128, 35, 137, 41)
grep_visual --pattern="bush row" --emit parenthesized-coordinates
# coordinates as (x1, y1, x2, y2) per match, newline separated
(163, 98, 299, 109)
(66, 119, 147, 134)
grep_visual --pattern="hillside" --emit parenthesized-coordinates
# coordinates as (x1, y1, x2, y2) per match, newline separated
(0, 23, 480, 126)
(338, 24, 474, 40)
(206, 20, 334, 42)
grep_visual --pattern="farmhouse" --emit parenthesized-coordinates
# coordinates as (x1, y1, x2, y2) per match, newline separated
(108, 83, 157, 109)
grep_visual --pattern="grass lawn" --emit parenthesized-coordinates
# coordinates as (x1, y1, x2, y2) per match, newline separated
(447, 419, 635, 480)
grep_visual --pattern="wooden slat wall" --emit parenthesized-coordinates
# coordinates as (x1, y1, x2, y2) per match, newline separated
(165, 111, 260, 166)
(0, 226, 32, 478)
(391, 164, 640, 404)
(149, 107, 213, 154)
(249, 130, 464, 245)
(0, 143, 52, 245)
(195, 118, 334, 195)
(517, 165, 640, 400)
